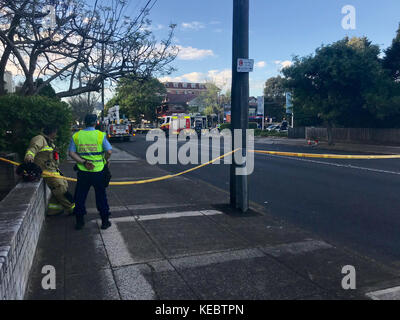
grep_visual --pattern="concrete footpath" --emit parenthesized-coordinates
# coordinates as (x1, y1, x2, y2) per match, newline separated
(25, 146, 400, 300)
(255, 137, 400, 155)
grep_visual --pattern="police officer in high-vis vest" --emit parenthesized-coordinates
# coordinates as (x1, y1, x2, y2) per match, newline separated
(24, 125, 75, 216)
(69, 114, 113, 230)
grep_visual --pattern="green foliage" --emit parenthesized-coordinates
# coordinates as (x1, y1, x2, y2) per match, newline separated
(383, 24, 400, 82)
(282, 36, 400, 128)
(36, 78, 58, 99)
(0, 95, 72, 160)
(254, 129, 288, 138)
(109, 77, 166, 123)
(197, 82, 222, 116)
(248, 122, 258, 129)
(264, 76, 286, 121)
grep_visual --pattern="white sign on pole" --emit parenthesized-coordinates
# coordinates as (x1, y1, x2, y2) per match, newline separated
(257, 96, 264, 115)
(237, 59, 254, 73)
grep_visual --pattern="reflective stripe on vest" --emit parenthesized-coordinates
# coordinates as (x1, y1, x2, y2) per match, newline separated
(73, 130, 106, 172)
(25, 144, 53, 159)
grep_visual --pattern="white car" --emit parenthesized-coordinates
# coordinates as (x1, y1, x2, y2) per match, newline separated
(266, 125, 279, 132)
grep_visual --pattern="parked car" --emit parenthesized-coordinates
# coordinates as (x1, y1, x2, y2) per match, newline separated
(266, 125, 279, 132)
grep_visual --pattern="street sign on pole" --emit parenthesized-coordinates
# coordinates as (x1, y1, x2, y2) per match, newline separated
(237, 59, 254, 73)
(230, 0, 249, 213)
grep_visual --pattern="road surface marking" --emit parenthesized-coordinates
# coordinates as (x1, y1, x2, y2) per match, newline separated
(366, 286, 400, 300)
(98, 217, 138, 267)
(260, 154, 400, 176)
(87, 203, 200, 215)
(135, 210, 223, 221)
(113, 265, 156, 300)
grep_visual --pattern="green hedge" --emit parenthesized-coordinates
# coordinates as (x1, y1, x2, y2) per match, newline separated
(254, 129, 288, 137)
(0, 94, 73, 160)
(249, 122, 258, 129)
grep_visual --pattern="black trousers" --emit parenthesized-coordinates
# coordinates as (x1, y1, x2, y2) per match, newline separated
(73, 170, 110, 218)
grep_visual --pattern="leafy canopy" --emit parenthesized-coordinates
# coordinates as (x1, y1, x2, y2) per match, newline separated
(283, 37, 400, 128)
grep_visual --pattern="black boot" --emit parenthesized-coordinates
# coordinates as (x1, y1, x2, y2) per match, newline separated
(75, 215, 85, 230)
(101, 216, 112, 230)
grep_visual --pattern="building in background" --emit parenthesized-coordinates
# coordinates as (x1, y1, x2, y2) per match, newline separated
(157, 82, 208, 116)
(4, 71, 15, 93)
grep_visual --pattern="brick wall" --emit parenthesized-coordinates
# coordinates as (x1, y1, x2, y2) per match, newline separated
(0, 179, 50, 300)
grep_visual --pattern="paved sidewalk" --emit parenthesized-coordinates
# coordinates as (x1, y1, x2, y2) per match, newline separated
(255, 137, 400, 155)
(25, 146, 400, 300)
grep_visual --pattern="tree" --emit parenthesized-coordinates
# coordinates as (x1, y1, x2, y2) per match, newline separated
(35, 78, 57, 99)
(282, 37, 400, 143)
(263, 76, 286, 121)
(0, 0, 178, 98)
(108, 77, 166, 124)
(68, 93, 99, 124)
(196, 82, 222, 116)
(383, 24, 400, 82)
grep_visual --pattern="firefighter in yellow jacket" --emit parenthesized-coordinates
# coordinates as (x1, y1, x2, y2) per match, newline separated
(24, 125, 75, 216)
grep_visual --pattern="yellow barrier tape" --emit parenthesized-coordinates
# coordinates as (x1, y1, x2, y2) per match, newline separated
(1, 148, 400, 186)
(0, 149, 238, 186)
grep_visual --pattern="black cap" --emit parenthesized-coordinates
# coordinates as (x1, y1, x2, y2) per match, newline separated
(84, 114, 97, 126)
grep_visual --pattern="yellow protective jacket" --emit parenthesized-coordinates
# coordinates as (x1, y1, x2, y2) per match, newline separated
(25, 135, 59, 172)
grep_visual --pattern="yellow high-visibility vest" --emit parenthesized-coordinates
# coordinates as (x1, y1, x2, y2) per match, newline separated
(73, 130, 106, 172)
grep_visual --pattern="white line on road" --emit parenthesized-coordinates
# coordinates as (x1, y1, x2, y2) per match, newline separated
(259, 154, 400, 176)
(136, 210, 222, 221)
(366, 286, 400, 300)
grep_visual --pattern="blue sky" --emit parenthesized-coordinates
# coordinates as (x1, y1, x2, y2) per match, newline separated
(132, 0, 400, 96)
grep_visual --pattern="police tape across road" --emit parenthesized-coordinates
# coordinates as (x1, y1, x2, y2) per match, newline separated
(1, 149, 400, 186)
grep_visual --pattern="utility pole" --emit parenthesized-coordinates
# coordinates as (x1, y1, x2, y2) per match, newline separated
(230, 0, 249, 213)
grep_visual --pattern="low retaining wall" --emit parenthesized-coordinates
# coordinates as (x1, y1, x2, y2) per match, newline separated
(0, 179, 50, 300)
(288, 127, 306, 139)
(305, 127, 400, 145)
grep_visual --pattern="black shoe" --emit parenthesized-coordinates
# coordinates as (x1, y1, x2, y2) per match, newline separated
(101, 217, 112, 230)
(75, 215, 85, 230)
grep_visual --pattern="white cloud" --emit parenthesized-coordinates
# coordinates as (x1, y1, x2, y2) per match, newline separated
(181, 21, 205, 31)
(274, 60, 292, 70)
(255, 61, 266, 68)
(176, 45, 214, 60)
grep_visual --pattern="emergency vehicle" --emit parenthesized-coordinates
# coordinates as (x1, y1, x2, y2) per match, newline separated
(160, 114, 191, 136)
(160, 114, 208, 136)
(102, 105, 132, 141)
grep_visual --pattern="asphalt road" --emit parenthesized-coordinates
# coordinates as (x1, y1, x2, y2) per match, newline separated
(115, 134, 400, 267)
